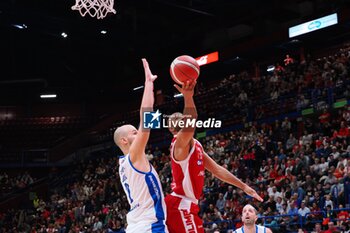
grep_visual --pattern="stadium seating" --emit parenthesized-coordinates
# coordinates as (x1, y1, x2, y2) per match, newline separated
(1, 43, 350, 233)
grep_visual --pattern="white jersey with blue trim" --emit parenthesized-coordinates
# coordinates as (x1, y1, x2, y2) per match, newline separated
(235, 225, 267, 233)
(119, 154, 168, 233)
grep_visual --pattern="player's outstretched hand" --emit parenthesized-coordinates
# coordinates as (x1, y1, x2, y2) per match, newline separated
(243, 185, 263, 202)
(174, 80, 197, 98)
(142, 58, 157, 83)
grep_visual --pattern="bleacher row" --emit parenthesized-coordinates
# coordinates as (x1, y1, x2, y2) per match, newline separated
(0, 116, 97, 150)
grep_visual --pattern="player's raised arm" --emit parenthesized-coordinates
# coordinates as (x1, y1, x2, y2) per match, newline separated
(129, 58, 157, 164)
(172, 80, 197, 161)
(203, 152, 263, 202)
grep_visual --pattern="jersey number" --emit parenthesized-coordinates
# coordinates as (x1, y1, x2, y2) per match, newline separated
(123, 182, 134, 203)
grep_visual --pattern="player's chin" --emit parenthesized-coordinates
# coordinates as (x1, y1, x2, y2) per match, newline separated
(244, 219, 253, 224)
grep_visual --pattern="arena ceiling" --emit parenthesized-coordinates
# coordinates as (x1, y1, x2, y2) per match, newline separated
(0, 0, 349, 105)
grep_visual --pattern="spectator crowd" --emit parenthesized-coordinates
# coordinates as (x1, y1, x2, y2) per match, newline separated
(0, 172, 35, 198)
(1, 43, 350, 233)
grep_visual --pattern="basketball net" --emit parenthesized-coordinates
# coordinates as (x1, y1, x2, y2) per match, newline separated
(71, 0, 116, 19)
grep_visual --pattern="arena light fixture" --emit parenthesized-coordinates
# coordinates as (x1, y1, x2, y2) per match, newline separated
(267, 65, 275, 72)
(289, 13, 338, 38)
(133, 85, 144, 91)
(40, 94, 57, 99)
(174, 93, 183, 98)
(13, 24, 27, 29)
(61, 32, 68, 38)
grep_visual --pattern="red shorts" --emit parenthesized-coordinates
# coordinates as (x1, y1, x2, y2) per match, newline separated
(165, 194, 204, 233)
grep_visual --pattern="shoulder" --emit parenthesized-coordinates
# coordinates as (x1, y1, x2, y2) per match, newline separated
(265, 226, 273, 233)
(118, 154, 128, 163)
(193, 139, 205, 154)
(194, 138, 203, 147)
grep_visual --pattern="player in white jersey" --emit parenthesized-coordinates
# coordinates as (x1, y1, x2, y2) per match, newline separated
(114, 59, 168, 233)
(235, 204, 272, 233)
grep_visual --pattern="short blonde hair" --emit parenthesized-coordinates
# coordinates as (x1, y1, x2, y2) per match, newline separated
(113, 124, 133, 148)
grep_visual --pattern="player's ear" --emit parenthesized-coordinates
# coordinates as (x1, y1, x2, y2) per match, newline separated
(120, 137, 128, 145)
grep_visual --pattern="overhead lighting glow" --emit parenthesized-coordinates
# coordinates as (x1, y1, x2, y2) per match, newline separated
(40, 94, 57, 99)
(133, 85, 144, 91)
(101, 30, 107, 34)
(61, 32, 68, 38)
(13, 24, 27, 29)
(267, 65, 275, 72)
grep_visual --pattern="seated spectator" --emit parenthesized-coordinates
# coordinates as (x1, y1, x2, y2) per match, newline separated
(338, 121, 349, 139)
(320, 171, 337, 186)
(215, 193, 225, 213)
(322, 221, 338, 233)
(108, 217, 125, 233)
(297, 95, 310, 110)
(319, 109, 331, 126)
(238, 90, 248, 103)
(284, 54, 294, 66)
(281, 117, 291, 132)
(274, 170, 286, 187)
(311, 223, 322, 233)
(301, 131, 313, 146)
(286, 134, 298, 151)
(319, 158, 330, 174)
(287, 203, 299, 222)
(336, 204, 349, 226)
(223, 186, 234, 201)
(334, 163, 345, 179)
(146, 150, 154, 161)
(298, 201, 311, 218)
(275, 196, 284, 214)
(275, 63, 285, 73)
(269, 186, 282, 201)
(309, 203, 323, 221)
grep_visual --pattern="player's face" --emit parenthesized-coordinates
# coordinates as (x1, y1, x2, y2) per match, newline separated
(242, 205, 258, 225)
(168, 112, 184, 134)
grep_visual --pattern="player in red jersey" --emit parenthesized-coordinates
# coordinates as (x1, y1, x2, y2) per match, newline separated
(164, 80, 263, 233)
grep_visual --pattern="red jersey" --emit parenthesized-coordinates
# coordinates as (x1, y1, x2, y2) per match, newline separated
(170, 136, 205, 202)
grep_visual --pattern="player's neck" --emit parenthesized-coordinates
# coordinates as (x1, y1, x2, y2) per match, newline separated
(243, 224, 256, 233)
(122, 148, 129, 155)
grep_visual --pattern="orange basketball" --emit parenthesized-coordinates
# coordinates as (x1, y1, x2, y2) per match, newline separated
(170, 55, 200, 85)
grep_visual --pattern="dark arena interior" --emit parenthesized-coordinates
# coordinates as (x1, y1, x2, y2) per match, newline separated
(1, 0, 350, 232)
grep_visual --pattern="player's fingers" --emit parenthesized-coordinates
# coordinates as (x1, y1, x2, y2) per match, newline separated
(142, 58, 155, 77)
(174, 84, 182, 92)
(142, 58, 148, 70)
(189, 80, 197, 89)
(152, 75, 158, 81)
(187, 80, 193, 89)
(254, 194, 263, 202)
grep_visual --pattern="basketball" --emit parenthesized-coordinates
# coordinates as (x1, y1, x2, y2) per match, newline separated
(170, 55, 200, 85)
